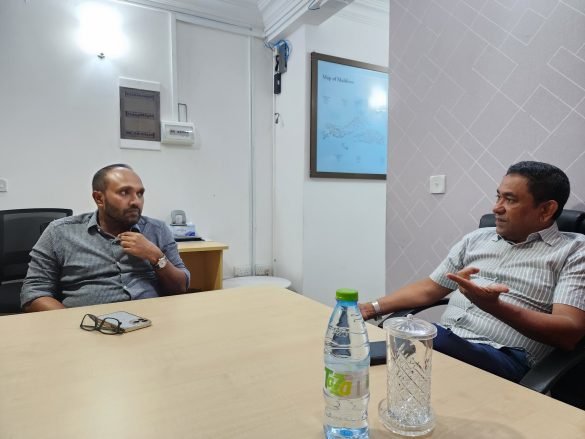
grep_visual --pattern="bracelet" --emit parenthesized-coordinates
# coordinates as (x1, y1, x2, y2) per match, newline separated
(371, 300, 381, 316)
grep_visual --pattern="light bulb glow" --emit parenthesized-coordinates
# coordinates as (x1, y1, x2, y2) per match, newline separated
(78, 2, 127, 59)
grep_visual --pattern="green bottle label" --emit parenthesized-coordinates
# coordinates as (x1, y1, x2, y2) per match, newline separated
(324, 367, 369, 398)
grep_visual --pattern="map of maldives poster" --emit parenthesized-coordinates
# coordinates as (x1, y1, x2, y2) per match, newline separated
(311, 53, 388, 179)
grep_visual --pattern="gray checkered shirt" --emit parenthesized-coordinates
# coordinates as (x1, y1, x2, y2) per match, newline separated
(21, 212, 190, 308)
(431, 223, 585, 366)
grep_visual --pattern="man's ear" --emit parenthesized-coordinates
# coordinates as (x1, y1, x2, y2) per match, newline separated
(541, 200, 559, 223)
(92, 190, 104, 207)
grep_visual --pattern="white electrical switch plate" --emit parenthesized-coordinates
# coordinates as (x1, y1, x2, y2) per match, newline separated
(429, 175, 446, 194)
(0, 178, 7, 192)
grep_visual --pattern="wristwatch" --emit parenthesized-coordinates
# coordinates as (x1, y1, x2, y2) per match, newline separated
(371, 300, 382, 316)
(152, 255, 168, 270)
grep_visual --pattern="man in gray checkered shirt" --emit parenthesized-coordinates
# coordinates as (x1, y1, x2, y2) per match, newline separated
(360, 161, 585, 383)
(21, 164, 190, 312)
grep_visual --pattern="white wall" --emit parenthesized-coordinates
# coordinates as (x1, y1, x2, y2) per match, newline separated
(1, 0, 175, 215)
(175, 21, 273, 277)
(272, 27, 307, 293)
(275, 11, 389, 305)
(0, 0, 273, 279)
(0, 0, 387, 299)
(386, 0, 585, 292)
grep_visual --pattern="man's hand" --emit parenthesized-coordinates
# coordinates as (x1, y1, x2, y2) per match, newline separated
(118, 232, 162, 264)
(359, 302, 376, 320)
(446, 266, 509, 311)
(119, 232, 188, 294)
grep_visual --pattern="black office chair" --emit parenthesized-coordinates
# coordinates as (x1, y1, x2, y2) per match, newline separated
(0, 208, 73, 314)
(376, 209, 585, 407)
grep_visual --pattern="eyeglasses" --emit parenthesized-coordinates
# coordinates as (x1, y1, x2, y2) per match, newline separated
(80, 314, 124, 335)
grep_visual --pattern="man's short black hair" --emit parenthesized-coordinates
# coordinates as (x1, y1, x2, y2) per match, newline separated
(92, 164, 133, 191)
(506, 161, 570, 220)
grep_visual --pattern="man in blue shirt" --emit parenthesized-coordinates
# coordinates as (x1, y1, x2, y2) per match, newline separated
(21, 164, 190, 311)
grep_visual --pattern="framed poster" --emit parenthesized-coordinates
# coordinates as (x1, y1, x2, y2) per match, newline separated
(310, 52, 388, 180)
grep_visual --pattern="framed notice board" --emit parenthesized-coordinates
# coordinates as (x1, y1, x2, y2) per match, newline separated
(119, 77, 161, 151)
(120, 87, 160, 141)
(310, 52, 388, 180)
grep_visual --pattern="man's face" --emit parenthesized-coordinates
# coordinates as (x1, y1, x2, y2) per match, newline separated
(95, 168, 145, 228)
(492, 174, 552, 243)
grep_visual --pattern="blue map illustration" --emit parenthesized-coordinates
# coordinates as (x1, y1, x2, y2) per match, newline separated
(316, 60, 388, 175)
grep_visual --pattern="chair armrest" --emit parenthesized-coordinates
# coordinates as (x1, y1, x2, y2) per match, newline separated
(519, 337, 585, 394)
(374, 298, 450, 328)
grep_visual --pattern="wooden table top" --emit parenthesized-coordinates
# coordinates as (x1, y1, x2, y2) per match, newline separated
(0, 287, 583, 439)
(177, 240, 228, 252)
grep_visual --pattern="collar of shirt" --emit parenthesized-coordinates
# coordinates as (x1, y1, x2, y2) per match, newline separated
(87, 211, 143, 239)
(491, 222, 561, 246)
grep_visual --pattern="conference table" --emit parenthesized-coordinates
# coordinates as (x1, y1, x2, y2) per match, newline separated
(1, 287, 583, 438)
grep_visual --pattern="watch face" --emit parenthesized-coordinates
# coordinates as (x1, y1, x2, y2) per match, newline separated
(157, 256, 167, 269)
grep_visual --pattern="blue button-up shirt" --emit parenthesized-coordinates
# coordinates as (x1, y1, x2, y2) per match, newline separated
(21, 212, 190, 308)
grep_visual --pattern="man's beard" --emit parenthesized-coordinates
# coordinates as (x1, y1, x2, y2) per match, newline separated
(104, 204, 142, 228)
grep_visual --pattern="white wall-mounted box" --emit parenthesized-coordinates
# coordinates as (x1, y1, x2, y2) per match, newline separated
(161, 121, 195, 145)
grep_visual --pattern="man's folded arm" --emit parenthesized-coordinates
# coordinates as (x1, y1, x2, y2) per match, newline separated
(23, 296, 65, 312)
(481, 301, 585, 351)
(156, 230, 191, 294)
(154, 259, 190, 295)
(21, 227, 64, 312)
(447, 264, 585, 351)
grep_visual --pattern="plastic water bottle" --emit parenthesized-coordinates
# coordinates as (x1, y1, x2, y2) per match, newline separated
(323, 288, 370, 439)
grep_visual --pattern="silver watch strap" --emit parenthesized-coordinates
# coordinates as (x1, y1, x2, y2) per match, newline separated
(371, 300, 381, 315)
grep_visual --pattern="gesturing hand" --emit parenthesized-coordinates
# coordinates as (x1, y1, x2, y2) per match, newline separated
(118, 232, 162, 264)
(358, 302, 376, 321)
(446, 267, 509, 310)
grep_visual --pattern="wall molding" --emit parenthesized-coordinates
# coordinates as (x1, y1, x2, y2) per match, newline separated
(337, 0, 388, 28)
(121, 0, 388, 42)
(258, 0, 357, 43)
(121, 0, 265, 35)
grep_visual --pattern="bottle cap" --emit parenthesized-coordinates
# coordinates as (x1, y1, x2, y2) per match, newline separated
(336, 288, 358, 301)
(383, 314, 437, 340)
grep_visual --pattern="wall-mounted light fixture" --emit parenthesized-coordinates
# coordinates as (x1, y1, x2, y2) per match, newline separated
(78, 2, 127, 59)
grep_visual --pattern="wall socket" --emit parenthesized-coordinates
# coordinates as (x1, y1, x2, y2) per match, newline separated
(254, 264, 272, 276)
(233, 265, 252, 277)
(0, 178, 7, 192)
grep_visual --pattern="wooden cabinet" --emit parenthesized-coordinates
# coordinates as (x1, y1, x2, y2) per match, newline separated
(177, 241, 228, 292)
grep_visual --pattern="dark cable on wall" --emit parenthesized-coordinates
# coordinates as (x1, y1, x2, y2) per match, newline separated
(265, 40, 291, 95)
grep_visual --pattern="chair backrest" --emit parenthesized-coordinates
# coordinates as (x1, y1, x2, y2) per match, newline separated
(0, 208, 73, 282)
(479, 209, 585, 234)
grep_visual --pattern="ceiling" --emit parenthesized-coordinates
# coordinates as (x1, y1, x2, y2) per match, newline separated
(122, 0, 388, 40)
